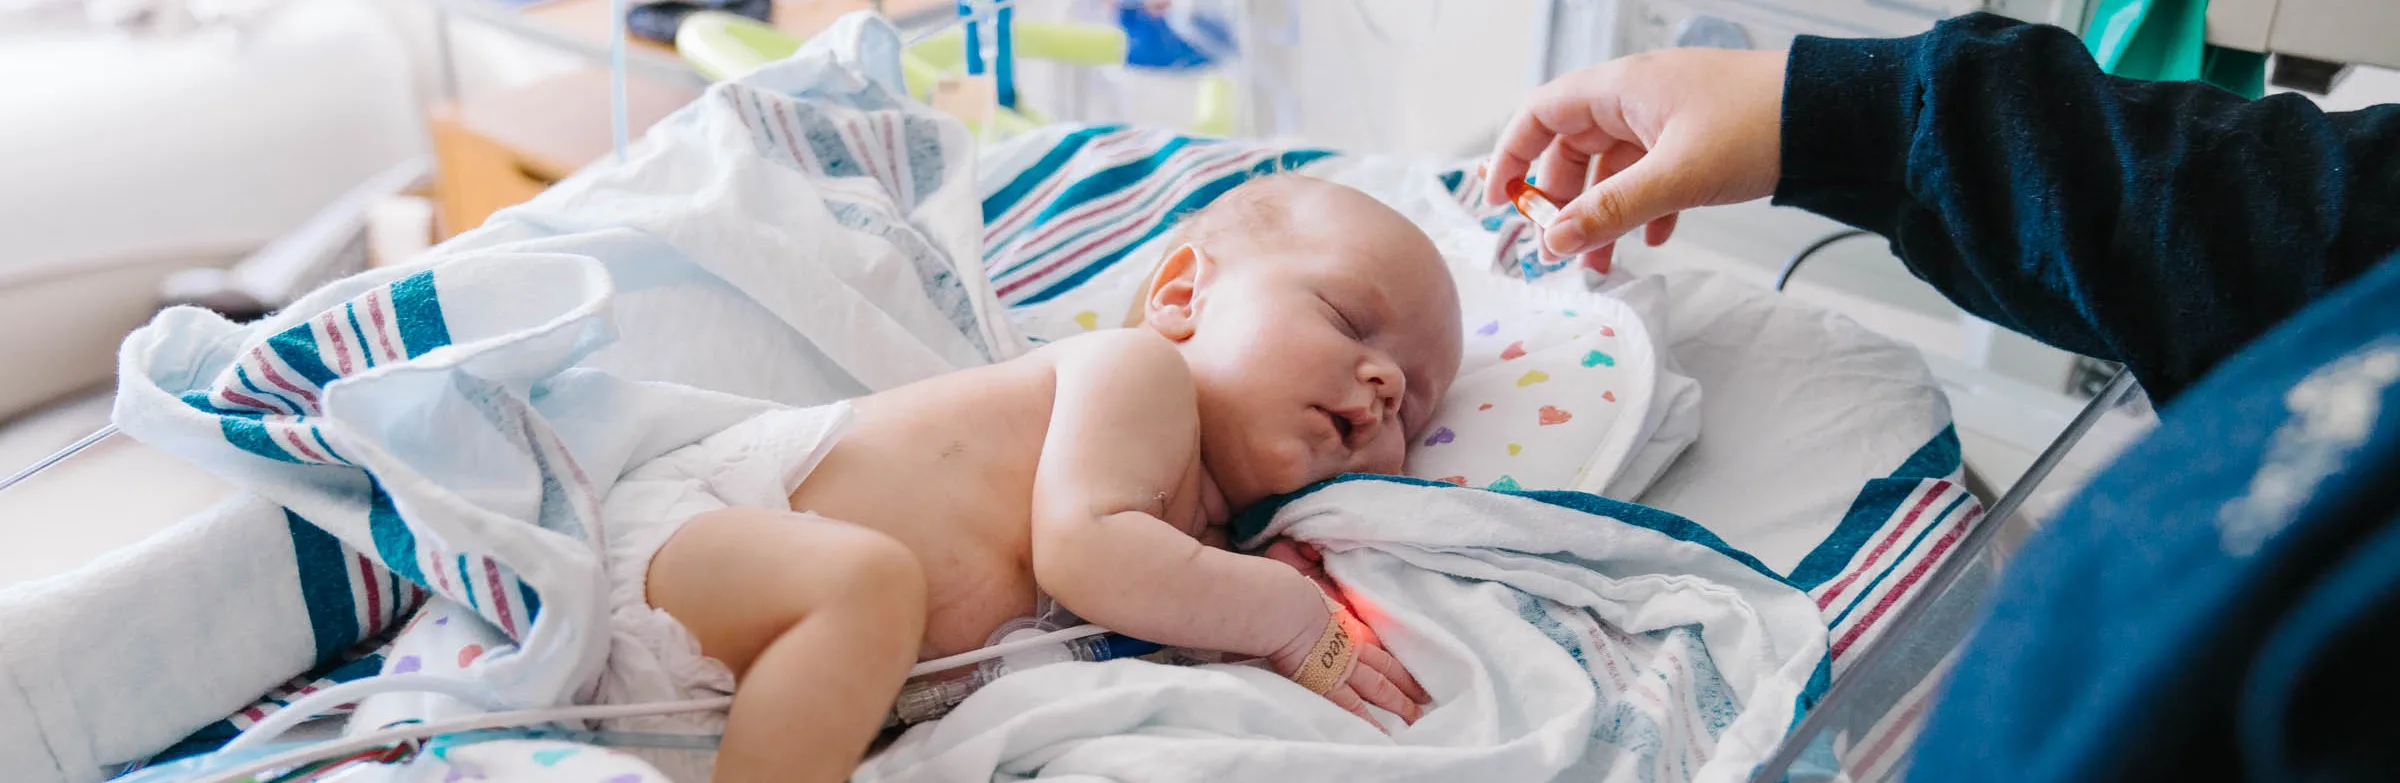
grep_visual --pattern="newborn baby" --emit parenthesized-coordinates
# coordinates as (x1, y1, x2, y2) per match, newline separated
(597, 175, 1464, 782)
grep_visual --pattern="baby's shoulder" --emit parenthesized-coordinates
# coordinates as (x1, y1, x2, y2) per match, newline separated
(1028, 328, 1189, 379)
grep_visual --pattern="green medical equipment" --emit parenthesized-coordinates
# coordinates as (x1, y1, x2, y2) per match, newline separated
(2083, 0, 2266, 98)
(674, 10, 1238, 138)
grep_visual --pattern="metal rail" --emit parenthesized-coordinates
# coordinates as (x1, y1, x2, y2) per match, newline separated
(1744, 368, 2138, 782)
(0, 425, 118, 497)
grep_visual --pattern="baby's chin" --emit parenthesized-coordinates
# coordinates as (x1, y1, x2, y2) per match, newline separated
(1205, 444, 1320, 510)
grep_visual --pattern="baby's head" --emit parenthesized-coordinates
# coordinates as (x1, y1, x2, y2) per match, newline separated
(1133, 175, 1463, 510)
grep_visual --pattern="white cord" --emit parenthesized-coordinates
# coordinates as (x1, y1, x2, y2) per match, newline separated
(220, 674, 510, 751)
(907, 623, 1108, 677)
(210, 626, 1114, 767)
(192, 697, 732, 783)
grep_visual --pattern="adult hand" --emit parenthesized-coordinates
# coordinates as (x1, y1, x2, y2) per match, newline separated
(1484, 48, 1789, 272)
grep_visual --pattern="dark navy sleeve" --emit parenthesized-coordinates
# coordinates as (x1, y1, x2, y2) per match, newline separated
(1772, 13, 2400, 402)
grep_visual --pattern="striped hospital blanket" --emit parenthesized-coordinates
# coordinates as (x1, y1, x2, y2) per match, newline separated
(977, 125, 1335, 307)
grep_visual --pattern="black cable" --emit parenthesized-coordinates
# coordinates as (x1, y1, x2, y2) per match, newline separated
(1775, 229, 1875, 292)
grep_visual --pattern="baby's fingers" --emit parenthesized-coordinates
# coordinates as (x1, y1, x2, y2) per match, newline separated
(1345, 656, 1422, 724)
(1359, 642, 1432, 706)
(1323, 683, 1383, 730)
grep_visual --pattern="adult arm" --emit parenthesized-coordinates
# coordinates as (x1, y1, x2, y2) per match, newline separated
(1776, 13, 2400, 400)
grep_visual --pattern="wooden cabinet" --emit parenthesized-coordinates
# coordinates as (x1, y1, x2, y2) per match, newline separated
(422, 0, 959, 237)
(427, 68, 700, 238)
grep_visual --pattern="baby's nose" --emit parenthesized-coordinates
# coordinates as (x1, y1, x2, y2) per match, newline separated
(1362, 353, 1405, 398)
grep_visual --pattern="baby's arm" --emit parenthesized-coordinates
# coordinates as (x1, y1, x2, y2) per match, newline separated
(1028, 330, 1426, 722)
(1029, 330, 1322, 656)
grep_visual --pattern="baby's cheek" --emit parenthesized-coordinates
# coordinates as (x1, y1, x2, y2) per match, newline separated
(1362, 430, 1408, 475)
(1268, 437, 1328, 486)
(1230, 439, 1313, 503)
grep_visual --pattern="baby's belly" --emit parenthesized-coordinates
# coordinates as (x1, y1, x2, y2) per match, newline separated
(917, 553, 1041, 660)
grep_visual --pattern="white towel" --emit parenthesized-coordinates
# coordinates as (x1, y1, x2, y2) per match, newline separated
(0, 495, 325, 781)
(856, 476, 1828, 783)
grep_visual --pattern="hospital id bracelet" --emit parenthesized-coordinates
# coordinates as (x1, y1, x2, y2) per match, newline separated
(1290, 595, 1358, 695)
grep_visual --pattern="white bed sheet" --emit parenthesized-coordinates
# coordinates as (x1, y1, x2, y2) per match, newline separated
(1602, 258, 1952, 573)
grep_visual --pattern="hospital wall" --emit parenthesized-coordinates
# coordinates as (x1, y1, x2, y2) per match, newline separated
(0, 0, 426, 421)
(1244, 0, 1543, 158)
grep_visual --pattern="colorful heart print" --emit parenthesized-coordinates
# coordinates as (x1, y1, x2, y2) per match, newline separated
(1600, 326, 1616, 337)
(1602, 391, 1617, 402)
(1517, 369, 1550, 387)
(1487, 475, 1522, 491)
(1437, 475, 1467, 486)
(529, 748, 579, 767)
(1538, 406, 1573, 425)
(1477, 403, 1493, 411)
(457, 644, 484, 669)
(1073, 311, 1099, 331)
(1499, 341, 1527, 360)
(1423, 426, 1457, 446)
(1581, 350, 1615, 368)
(1507, 443, 1522, 456)
(392, 655, 423, 674)
(1476, 320, 1500, 336)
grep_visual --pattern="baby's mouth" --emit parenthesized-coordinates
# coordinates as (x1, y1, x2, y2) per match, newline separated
(1317, 406, 1353, 441)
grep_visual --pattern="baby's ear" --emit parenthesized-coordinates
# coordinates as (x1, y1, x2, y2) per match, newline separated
(1139, 244, 1211, 341)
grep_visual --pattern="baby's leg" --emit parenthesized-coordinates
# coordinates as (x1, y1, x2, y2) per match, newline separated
(647, 508, 927, 783)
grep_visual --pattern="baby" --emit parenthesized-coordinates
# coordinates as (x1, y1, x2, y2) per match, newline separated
(596, 175, 1464, 782)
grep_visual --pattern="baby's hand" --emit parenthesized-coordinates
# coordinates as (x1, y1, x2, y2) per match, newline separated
(1266, 591, 1431, 728)
(1261, 539, 1332, 593)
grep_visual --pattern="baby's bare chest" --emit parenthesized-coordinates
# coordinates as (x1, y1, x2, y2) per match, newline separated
(788, 416, 1046, 656)
(784, 356, 1209, 658)
(777, 361, 1061, 656)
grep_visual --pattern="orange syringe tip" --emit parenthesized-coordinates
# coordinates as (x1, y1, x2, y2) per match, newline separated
(1505, 178, 1562, 227)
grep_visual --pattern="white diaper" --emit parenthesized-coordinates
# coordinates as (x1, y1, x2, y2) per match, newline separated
(590, 402, 855, 778)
